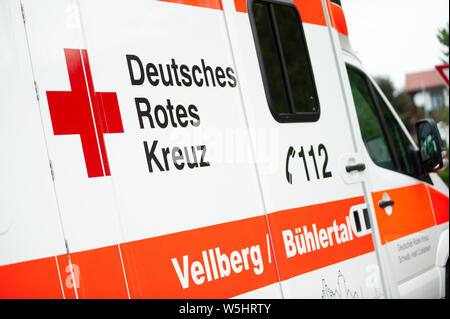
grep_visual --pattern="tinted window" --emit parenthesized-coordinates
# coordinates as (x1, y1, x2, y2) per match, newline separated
(347, 68, 394, 170)
(273, 5, 318, 114)
(253, 2, 290, 114)
(347, 66, 424, 179)
(250, 0, 319, 122)
(373, 88, 415, 175)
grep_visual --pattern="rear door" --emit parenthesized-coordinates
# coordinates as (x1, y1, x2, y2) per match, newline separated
(0, 0, 69, 298)
(21, 0, 282, 298)
(20, 0, 130, 298)
(345, 61, 449, 298)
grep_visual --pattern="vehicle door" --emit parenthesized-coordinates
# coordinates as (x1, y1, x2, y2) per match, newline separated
(345, 62, 449, 298)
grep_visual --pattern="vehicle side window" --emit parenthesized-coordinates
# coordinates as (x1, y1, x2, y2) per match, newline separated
(347, 68, 395, 170)
(250, 0, 320, 122)
(347, 65, 422, 179)
(372, 88, 416, 176)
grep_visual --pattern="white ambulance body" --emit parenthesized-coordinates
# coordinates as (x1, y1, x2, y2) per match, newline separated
(0, 0, 448, 299)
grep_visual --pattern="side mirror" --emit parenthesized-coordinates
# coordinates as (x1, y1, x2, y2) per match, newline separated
(415, 119, 448, 174)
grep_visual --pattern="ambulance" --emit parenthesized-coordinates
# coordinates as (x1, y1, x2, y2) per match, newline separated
(0, 0, 448, 299)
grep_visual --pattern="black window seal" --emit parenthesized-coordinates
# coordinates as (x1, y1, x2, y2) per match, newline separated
(248, 0, 321, 123)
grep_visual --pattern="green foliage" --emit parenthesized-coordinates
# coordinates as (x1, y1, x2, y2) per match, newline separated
(438, 144, 449, 186)
(375, 77, 395, 102)
(429, 106, 449, 124)
(439, 165, 449, 186)
(374, 76, 417, 134)
(437, 22, 449, 63)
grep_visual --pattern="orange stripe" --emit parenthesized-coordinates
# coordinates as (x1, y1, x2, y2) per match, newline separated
(427, 185, 449, 225)
(121, 215, 278, 298)
(329, 2, 348, 36)
(0, 197, 393, 298)
(158, 0, 223, 10)
(268, 196, 374, 281)
(233, 0, 247, 13)
(0, 197, 374, 298)
(0, 256, 64, 299)
(234, 0, 327, 28)
(119, 196, 373, 297)
(373, 184, 436, 245)
(292, 0, 327, 27)
(56, 254, 77, 299)
(60, 245, 130, 299)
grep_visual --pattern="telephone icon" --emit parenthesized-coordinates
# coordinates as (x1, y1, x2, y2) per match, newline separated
(286, 146, 295, 184)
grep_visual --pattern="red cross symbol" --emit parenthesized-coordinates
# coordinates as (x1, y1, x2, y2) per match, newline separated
(46, 48, 124, 178)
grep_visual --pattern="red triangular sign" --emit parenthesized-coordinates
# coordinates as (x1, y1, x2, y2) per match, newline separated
(435, 64, 449, 86)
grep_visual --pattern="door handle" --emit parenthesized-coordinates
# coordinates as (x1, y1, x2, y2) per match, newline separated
(379, 199, 394, 209)
(345, 163, 366, 173)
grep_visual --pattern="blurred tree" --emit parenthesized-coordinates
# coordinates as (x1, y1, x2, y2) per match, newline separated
(394, 91, 415, 128)
(430, 106, 449, 124)
(375, 76, 417, 134)
(375, 77, 395, 102)
(437, 22, 449, 63)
